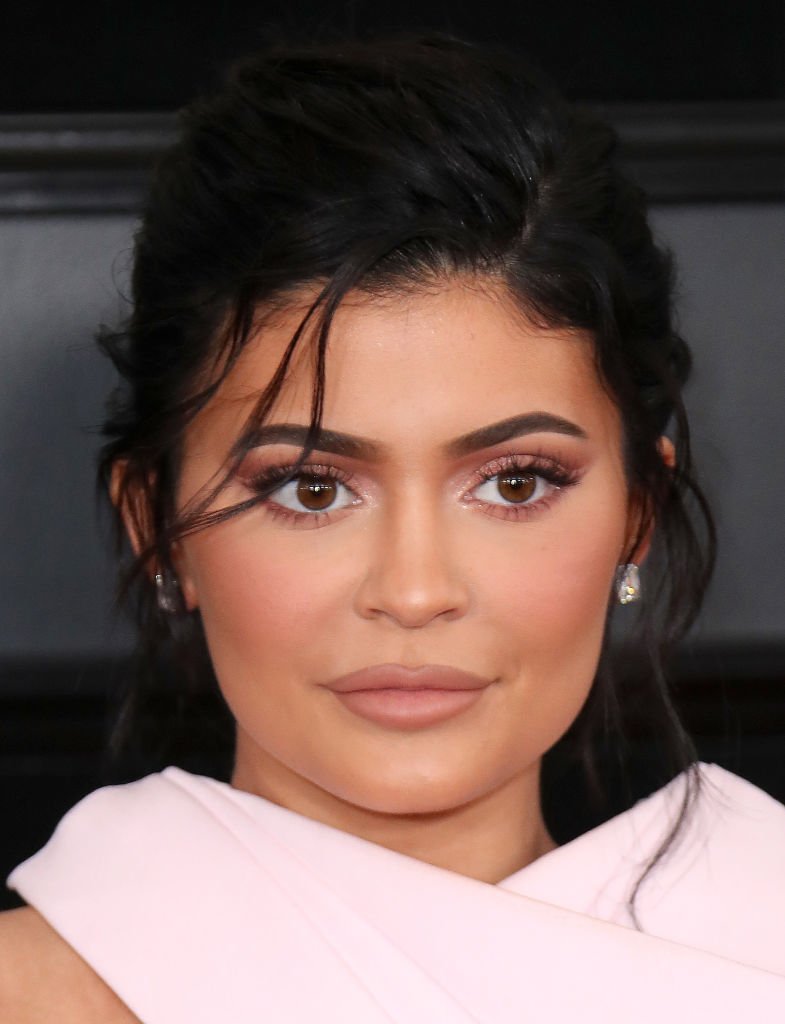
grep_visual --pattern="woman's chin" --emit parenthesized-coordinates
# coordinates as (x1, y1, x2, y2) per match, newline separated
(327, 770, 498, 819)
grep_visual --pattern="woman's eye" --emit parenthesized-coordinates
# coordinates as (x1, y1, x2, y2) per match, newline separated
(472, 470, 548, 507)
(270, 474, 356, 514)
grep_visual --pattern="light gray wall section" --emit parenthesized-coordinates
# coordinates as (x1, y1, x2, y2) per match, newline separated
(0, 204, 783, 662)
(0, 214, 136, 656)
(651, 204, 785, 645)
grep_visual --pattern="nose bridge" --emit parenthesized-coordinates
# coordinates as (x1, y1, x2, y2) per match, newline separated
(356, 482, 469, 627)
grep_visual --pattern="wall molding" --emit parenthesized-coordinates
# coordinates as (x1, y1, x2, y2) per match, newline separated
(1, 103, 784, 213)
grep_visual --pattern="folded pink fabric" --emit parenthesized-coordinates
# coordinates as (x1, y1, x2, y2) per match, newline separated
(8, 763, 785, 1021)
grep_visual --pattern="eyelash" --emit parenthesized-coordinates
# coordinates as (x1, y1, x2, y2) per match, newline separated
(246, 463, 356, 528)
(243, 452, 581, 528)
(467, 453, 580, 521)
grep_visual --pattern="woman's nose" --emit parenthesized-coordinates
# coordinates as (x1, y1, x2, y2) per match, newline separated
(354, 497, 471, 628)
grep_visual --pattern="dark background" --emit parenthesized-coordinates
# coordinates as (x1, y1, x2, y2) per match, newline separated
(1, 0, 784, 910)
(1, 0, 784, 111)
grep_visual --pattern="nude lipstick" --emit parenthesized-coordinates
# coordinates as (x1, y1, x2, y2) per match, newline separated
(323, 664, 494, 729)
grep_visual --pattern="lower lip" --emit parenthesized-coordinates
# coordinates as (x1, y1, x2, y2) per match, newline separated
(331, 687, 488, 729)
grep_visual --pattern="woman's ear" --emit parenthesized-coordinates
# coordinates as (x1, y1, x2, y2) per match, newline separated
(109, 459, 148, 559)
(109, 461, 199, 611)
(658, 435, 676, 470)
(624, 436, 676, 567)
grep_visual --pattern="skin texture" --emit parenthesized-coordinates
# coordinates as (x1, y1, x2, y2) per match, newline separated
(0, 907, 141, 1022)
(169, 278, 650, 882)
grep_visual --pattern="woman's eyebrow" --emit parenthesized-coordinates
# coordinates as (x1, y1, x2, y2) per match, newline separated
(236, 413, 587, 460)
(446, 412, 588, 457)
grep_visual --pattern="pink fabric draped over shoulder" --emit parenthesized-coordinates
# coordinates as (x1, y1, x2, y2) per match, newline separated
(8, 763, 785, 1022)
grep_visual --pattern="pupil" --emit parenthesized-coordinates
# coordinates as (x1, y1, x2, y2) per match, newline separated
(498, 473, 535, 503)
(297, 476, 336, 511)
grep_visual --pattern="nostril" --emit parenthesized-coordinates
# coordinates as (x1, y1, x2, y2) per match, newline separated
(355, 566, 470, 627)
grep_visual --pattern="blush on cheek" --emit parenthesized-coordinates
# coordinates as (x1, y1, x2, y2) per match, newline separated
(187, 531, 356, 703)
(486, 528, 618, 723)
(490, 552, 613, 767)
(197, 545, 316, 638)
(550, 547, 616, 632)
(495, 534, 616, 623)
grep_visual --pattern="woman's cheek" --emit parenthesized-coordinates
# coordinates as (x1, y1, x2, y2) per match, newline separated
(187, 530, 350, 670)
(499, 521, 616, 603)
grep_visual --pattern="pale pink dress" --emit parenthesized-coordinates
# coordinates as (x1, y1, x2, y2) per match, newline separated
(8, 763, 785, 1021)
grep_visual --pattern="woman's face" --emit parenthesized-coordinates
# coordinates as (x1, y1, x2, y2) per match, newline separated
(174, 280, 639, 817)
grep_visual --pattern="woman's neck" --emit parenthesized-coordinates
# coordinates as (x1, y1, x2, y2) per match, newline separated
(231, 745, 557, 884)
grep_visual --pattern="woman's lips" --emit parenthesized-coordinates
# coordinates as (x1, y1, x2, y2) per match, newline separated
(324, 664, 493, 729)
(332, 687, 487, 728)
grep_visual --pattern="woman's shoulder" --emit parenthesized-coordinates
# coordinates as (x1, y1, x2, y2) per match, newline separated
(506, 762, 785, 974)
(0, 906, 141, 1023)
(683, 762, 785, 860)
(637, 763, 785, 968)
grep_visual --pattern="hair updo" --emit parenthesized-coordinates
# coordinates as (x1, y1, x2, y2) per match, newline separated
(98, 33, 715, 910)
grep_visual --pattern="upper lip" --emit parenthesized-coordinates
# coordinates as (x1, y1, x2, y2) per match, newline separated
(324, 664, 495, 693)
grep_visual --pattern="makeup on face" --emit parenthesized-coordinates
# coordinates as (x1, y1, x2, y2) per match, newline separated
(175, 282, 632, 825)
(230, 412, 590, 531)
(322, 663, 497, 730)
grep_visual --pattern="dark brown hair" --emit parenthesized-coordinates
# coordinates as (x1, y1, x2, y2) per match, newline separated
(98, 33, 716, 922)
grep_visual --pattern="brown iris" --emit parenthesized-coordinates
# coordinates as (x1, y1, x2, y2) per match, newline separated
(296, 476, 337, 511)
(497, 472, 536, 503)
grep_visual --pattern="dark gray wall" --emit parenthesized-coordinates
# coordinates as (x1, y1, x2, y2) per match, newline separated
(651, 204, 785, 646)
(0, 214, 134, 658)
(1, 204, 784, 670)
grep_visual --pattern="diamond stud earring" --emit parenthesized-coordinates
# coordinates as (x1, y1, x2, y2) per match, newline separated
(615, 563, 641, 605)
(154, 571, 180, 613)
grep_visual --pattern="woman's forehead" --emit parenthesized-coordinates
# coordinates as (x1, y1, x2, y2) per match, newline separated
(193, 281, 618, 454)
(242, 283, 593, 386)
